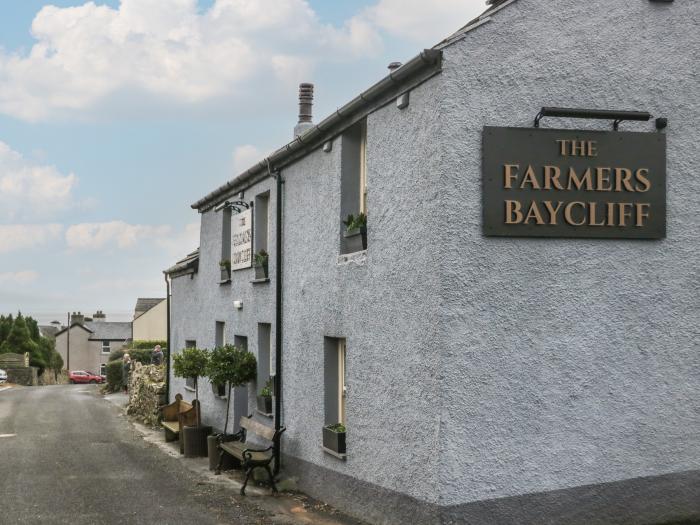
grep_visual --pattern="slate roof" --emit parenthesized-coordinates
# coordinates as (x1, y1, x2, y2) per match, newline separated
(85, 321, 132, 341)
(164, 249, 199, 278)
(39, 325, 61, 338)
(134, 298, 165, 315)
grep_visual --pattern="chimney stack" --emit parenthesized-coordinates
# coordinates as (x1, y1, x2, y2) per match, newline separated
(388, 61, 402, 72)
(93, 310, 106, 322)
(294, 83, 314, 138)
(70, 311, 85, 325)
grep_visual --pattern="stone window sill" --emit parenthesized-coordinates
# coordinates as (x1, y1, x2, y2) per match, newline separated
(321, 446, 347, 460)
(337, 250, 367, 266)
(250, 278, 270, 285)
(184, 386, 195, 392)
(255, 409, 273, 418)
(219, 279, 231, 285)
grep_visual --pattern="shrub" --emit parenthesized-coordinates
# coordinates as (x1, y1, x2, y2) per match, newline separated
(105, 360, 123, 392)
(130, 340, 167, 350)
(109, 347, 162, 365)
(173, 347, 209, 427)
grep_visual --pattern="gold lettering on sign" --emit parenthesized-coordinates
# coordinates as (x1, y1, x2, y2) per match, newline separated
(557, 139, 599, 157)
(595, 167, 612, 191)
(635, 203, 650, 227)
(505, 200, 523, 224)
(543, 165, 563, 190)
(524, 202, 545, 225)
(635, 169, 651, 192)
(520, 165, 540, 189)
(504, 164, 519, 189)
(618, 202, 634, 227)
(567, 167, 593, 191)
(564, 202, 586, 226)
(542, 201, 563, 225)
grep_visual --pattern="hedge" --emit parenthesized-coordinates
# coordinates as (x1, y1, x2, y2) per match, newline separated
(105, 359, 124, 392)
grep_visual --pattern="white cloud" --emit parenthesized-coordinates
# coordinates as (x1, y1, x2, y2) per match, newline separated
(232, 144, 268, 173)
(0, 271, 39, 285)
(363, 0, 487, 45)
(0, 141, 77, 221)
(0, 224, 64, 253)
(155, 221, 200, 257)
(65, 221, 171, 250)
(0, 0, 383, 121)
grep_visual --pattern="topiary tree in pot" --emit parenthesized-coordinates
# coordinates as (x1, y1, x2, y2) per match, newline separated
(173, 347, 211, 457)
(206, 344, 257, 437)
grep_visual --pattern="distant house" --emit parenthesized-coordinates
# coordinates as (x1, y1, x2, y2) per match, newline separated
(132, 298, 166, 342)
(55, 311, 131, 375)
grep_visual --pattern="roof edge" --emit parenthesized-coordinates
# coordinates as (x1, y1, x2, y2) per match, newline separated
(190, 48, 442, 212)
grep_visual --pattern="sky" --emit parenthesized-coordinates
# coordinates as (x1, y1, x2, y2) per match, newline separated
(0, 0, 488, 324)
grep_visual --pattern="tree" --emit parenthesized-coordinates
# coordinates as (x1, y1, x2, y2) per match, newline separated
(0, 314, 13, 346)
(206, 345, 257, 436)
(49, 350, 64, 381)
(172, 347, 210, 427)
(0, 313, 38, 357)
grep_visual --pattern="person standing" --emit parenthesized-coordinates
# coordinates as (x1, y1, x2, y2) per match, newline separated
(151, 344, 164, 366)
(122, 353, 131, 393)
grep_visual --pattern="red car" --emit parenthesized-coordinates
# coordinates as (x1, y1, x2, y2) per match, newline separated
(69, 370, 104, 384)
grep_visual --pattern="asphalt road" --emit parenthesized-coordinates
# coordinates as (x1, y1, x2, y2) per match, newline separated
(0, 384, 277, 524)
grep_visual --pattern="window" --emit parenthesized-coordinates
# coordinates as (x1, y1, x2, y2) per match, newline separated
(254, 192, 270, 253)
(101, 341, 110, 354)
(213, 323, 226, 397)
(185, 340, 196, 390)
(340, 119, 367, 254)
(257, 323, 272, 394)
(234, 335, 248, 351)
(324, 337, 347, 426)
(100, 363, 106, 376)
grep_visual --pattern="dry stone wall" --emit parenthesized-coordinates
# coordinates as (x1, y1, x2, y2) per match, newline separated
(126, 362, 166, 426)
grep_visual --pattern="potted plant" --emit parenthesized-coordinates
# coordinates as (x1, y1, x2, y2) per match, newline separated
(172, 347, 211, 457)
(205, 344, 257, 440)
(254, 249, 269, 280)
(322, 423, 346, 455)
(257, 378, 273, 414)
(342, 213, 367, 252)
(219, 259, 231, 281)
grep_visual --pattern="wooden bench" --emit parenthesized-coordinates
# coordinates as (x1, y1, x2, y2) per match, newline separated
(159, 393, 200, 454)
(215, 415, 286, 495)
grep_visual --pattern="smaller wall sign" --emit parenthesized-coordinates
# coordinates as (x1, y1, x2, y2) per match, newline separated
(231, 209, 252, 270)
(482, 127, 666, 239)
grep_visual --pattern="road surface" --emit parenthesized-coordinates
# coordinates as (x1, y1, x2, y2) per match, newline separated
(0, 384, 278, 524)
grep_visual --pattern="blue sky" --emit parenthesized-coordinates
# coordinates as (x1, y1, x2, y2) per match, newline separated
(0, 0, 487, 323)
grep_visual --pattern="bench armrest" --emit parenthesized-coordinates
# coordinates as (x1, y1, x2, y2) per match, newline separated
(242, 445, 274, 461)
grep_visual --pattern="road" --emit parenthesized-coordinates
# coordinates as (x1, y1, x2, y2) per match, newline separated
(0, 384, 278, 524)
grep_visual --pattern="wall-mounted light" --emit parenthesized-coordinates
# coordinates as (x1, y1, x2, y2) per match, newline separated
(233, 300, 243, 309)
(534, 107, 653, 131)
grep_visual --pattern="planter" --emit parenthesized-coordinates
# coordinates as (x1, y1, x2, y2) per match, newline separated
(322, 426, 346, 454)
(220, 267, 231, 281)
(257, 395, 272, 414)
(343, 226, 367, 253)
(183, 425, 212, 458)
(254, 262, 269, 280)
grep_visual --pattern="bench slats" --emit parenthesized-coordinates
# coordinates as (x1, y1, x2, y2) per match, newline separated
(240, 417, 276, 441)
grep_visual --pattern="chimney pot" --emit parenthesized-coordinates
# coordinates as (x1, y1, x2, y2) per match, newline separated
(388, 62, 402, 72)
(294, 83, 315, 138)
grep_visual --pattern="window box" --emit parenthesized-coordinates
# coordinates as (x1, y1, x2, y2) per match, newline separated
(219, 260, 231, 282)
(254, 250, 269, 280)
(322, 424, 346, 455)
(343, 226, 366, 253)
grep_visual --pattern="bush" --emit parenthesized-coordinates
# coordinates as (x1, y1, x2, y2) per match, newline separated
(105, 360, 123, 392)
(109, 347, 164, 365)
(130, 340, 167, 350)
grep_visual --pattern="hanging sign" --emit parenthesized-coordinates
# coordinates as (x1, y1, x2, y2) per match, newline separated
(482, 127, 666, 239)
(231, 209, 253, 270)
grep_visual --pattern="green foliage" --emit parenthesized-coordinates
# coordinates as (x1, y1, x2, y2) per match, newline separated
(254, 250, 269, 267)
(50, 350, 64, 372)
(0, 313, 38, 357)
(342, 212, 367, 232)
(109, 347, 160, 365)
(325, 423, 346, 433)
(173, 347, 209, 380)
(206, 345, 257, 387)
(105, 360, 123, 392)
(0, 314, 13, 345)
(260, 378, 273, 398)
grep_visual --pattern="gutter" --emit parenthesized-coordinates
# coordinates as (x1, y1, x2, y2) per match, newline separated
(164, 273, 171, 402)
(191, 49, 442, 212)
(273, 167, 284, 476)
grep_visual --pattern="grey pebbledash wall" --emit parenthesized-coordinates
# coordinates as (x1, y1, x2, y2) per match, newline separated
(167, 0, 700, 523)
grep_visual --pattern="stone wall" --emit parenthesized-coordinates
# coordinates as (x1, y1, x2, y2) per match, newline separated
(7, 367, 38, 386)
(38, 370, 68, 386)
(127, 362, 166, 426)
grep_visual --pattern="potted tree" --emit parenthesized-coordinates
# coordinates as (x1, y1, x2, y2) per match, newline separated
(257, 378, 273, 414)
(323, 423, 346, 455)
(342, 213, 367, 252)
(206, 344, 257, 441)
(219, 259, 231, 282)
(254, 249, 269, 280)
(172, 347, 211, 457)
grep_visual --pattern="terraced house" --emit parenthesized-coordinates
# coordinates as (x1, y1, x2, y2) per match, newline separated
(165, 0, 699, 523)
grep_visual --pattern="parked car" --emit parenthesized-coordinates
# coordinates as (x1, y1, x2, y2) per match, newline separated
(68, 370, 104, 384)
(0, 368, 7, 383)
